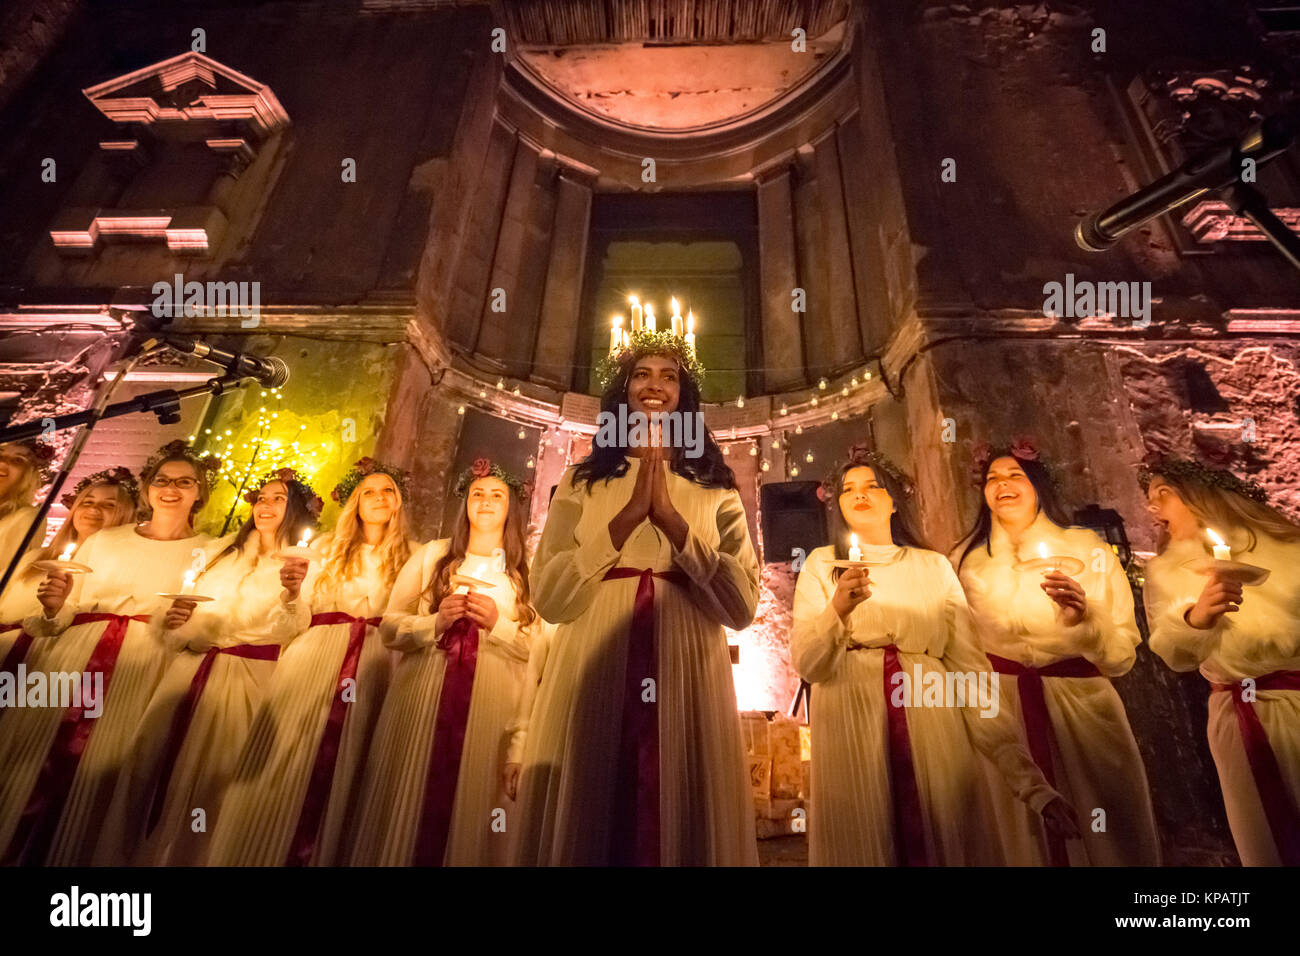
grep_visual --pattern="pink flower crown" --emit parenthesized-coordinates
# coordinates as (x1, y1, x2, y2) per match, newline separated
(331, 456, 410, 505)
(243, 467, 324, 518)
(969, 436, 1040, 487)
(60, 466, 139, 509)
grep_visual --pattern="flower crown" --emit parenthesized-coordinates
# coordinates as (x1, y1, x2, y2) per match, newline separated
(6, 439, 57, 480)
(593, 328, 706, 391)
(243, 467, 325, 518)
(969, 436, 1042, 488)
(818, 443, 915, 501)
(60, 466, 139, 510)
(331, 456, 410, 506)
(141, 440, 221, 488)
(454, 457, 531, 501)
(1138, 456, 1270, 505)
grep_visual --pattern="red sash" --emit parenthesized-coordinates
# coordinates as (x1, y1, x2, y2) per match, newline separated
(413, 615, 480, 866)
(0, 622, 32, 677)
(2, 612, 149, 866)
(146, 642, 281, 834)
(879, 645, 928, 866)
(285, 612, 380, 866)
(986, 653, 1101, 866)
(602, 566, 688, 867)
(1210, 670, 1300, 866)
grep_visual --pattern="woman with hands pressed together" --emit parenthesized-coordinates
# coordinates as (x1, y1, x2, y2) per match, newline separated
(96, 470, 319, 865)
(350, 460, 542, 866)
(512, 342, 761, 866)
(793, 448, 1078, 866)
(1141, 458, 1300, 866)
(954, 441, 1158, 866)
(0, 441, 219, 866)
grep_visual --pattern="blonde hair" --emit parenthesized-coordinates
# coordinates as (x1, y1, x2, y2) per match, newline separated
(25, 481, 136, 579)
(313, 472, 412, 604)
(1156, 471, 1300, 552)
(0, 445, 40, 520)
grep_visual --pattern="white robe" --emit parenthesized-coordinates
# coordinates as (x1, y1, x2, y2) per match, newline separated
(97, 535, 307, 865)
(209, 536, 411, 866)
(0, 523, 217, 865)
(955, 511, 1160, 865)
(1144, 531, 1300, 866)
(0, 507, 47, 673)
(350, 540, 534, 866)
(512, 460, 761, 866)
(0, 504, 45, 579)
(792, 543, 1057, 865)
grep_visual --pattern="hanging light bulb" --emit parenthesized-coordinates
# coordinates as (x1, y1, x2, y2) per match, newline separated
(773, 438, 781, 450)
(517, 428, 526, 440)
(805, 451, 814, 463)
(497, 378, 504, 389)
(760, 460, 770, 472)
(795, 424, 803, 435)
(749, 444, 758, 456)
(779, 404, 788, 416)
(479, 389, 487, 398)
(737, 395, 745, 408)
(723, 445, 730, 456)
(526, 456, 535, 469)
(513, 386, 521, 396)
(851, 376, 858, 386)
(818, 378, 828, 390)
(841, 386, 849, 397)
(791, 465, 800, 477)
(457, 405, 465, 415)
(810, 395, 819, 406)
(831, 411, 839, 421)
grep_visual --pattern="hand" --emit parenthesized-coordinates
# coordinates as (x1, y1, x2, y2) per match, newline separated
(1186, 573, 1243, 629)
(647, 446, 689, 550)
(502, 762, 521, 801)
(164, 598, 198, 631)
(1040, 796, 1081, 840)
(830, 568, 872, 621)
(1041, 571, 1086, 627)
(436, 591, 470, 634)
(37, 570, 72, 615)
(280, 556, 308, 602)
(608, 448, 656, 549)
(464, 591, 499, 630)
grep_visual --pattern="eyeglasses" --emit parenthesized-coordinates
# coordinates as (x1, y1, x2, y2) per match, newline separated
(150, 476, 200, 490)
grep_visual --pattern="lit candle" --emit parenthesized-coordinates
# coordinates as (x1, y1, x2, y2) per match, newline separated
(629, 295, 642, 331)
(58, 543, 75, 563)
(295, 527, 313, 549)
(848, 533, 862, 563)
(1037, 541, 1057, 572)
(1207, 528, 1232, 562)
(610, 315, 623, 355)
(181, 570, 197, 595)
(644, 303, 656, 332)
(671, 297, 683, 337)
(685, 311, 696, 353)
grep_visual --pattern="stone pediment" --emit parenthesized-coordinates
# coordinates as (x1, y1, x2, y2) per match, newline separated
(83, 51, 288, 137)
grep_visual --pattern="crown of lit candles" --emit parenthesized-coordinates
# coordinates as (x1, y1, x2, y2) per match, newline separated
(610, 295, 697, 356)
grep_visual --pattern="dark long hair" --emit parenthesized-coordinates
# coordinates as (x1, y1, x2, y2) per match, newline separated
(827, 460, 929, 580)
(956, 450, 1072, 570)
(217, 478, 318, 564)
(571, 353, 735, 492)
(424, 477, 537, 630)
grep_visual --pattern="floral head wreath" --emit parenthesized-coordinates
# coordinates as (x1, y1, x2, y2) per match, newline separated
(454, 457, 531, 502)
(331, 456, 410, 506)
(969, 435, 1043, 488)
(60, 466, 139, 510)
(817, 442, 915, 502)
(243, 467, 325, 518)
(593, 328, 706, 392)
(140, 439, 221, 489)
(1138, 456, 1270, 505)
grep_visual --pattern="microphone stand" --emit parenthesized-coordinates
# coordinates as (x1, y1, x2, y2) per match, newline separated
(0, 368, 251, 598)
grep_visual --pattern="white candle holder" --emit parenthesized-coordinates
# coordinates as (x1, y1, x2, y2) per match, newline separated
(1014, 555, 1085, 576)
(1184, 557, 1270, 587)
(32, 559, 93, 574)
(450, 573, 495, 591)
(157, 591, 215, 603)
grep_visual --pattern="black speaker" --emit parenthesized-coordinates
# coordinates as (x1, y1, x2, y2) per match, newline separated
(760, 480, 828, 565)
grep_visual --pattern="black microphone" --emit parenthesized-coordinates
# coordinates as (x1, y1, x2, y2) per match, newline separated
(1076, 110, 1296, 252)
(159, 336, 290, 387)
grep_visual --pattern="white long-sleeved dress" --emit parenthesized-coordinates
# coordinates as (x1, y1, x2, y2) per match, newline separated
(95, 536, 307, 865)
(349, 540, 534, 866)
(955, 512, 1160, 865)
(512, 459, 762, 866)
(209, 536, 411, 866)
(0, 508, 47, 674)
(0, 523, 217, 865)
(1144, 532, 1300, 866)
(793, 543, 1058, 865)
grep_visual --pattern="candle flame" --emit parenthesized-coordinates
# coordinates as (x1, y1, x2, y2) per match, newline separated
(671, 297, 680, 315)
(612, 314, 623, 328)
(59, 543, 75, 562)
(628, 294, 639, 305)
(1206, 527, 1226, 547)
(850, 533, 858, 548)
(687, 311, 694, 333)
(1037, 542, 1050, 560)
(296, 528, 313, 548)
